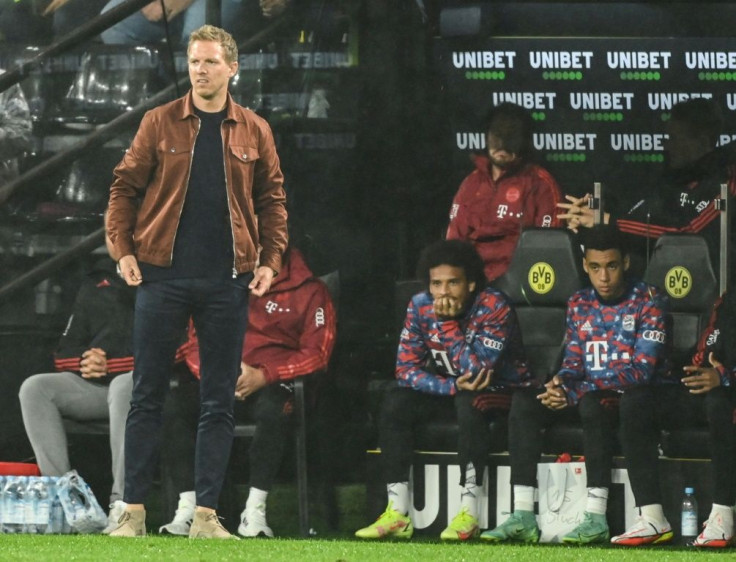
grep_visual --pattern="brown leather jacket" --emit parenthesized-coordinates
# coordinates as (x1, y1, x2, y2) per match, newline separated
(106, 91, 288, 276)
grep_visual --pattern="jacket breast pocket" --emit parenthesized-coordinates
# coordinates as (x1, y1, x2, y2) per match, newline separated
(156, 141, 192, 182)
(228, 145, 259, 191)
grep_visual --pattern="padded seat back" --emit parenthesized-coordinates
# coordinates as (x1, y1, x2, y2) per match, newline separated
(643, 234, 718, 367)
(494, 228, 586, 383)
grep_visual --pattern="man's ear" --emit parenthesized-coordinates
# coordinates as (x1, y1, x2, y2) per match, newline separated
(623, 254, 630, 272)
(582, 257, 589, 274)
(469, 281, 476, 293)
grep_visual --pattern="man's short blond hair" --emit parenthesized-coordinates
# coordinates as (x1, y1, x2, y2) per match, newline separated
(188, 25, 238, 64)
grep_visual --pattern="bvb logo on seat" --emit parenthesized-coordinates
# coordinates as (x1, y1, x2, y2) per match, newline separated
(527, 262, 556, 295)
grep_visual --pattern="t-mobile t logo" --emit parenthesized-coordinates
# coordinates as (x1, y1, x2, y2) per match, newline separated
(585, 340, 608, 370)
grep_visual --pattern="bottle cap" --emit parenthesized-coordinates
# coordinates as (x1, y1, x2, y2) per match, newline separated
(685, 487, 694, 494)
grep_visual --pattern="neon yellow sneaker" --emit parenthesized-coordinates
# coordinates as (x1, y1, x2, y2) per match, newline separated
(355, 501, 413, 540)
(440, 507, 480, 541)
(480, 510, 539, 543)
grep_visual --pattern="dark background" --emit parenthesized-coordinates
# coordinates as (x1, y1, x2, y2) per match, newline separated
(1, 0, 735, 483)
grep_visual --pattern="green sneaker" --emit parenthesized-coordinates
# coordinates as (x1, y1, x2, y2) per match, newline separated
(562, 511, 610, 544)
(355, 501, 413, 540)
(480, 510, 539, 543)
(440, 507, 480, 541)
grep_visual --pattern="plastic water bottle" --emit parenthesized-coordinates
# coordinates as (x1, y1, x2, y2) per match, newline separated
(35, 477, 52, 534)
(681, 487, 698, 540)
(47, 479, 67, 534)
(23, 478, 38, 533)
(25, 477, 51, 534)
(2, 476, 26, 533)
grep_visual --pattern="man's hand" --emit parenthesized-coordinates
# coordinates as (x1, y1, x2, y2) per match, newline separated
(118, 255, 143, 287)
(537, 375, 568, 410)
(235, 363, 267, 400)
(80, 347, 108, 379)
(433, 296, 463, 320)
(249, 266, 275, 297)
(456, 368, 492, 392)
(682, 352, 722, 394)
(556, 194, 595, 233)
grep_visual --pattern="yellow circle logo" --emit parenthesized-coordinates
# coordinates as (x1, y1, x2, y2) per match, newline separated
(664, 266, 692, 298)
(528, 262, 555, 294)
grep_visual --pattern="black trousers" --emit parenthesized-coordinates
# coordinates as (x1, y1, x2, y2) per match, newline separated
(378, 383, 510, 487)
(509, 388, 619, 489)
(620, 384, 736, 506)
(162, 374, 295, 495)
(124, 277, 250, 509)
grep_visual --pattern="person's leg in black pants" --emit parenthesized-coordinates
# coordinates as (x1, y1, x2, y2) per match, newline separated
(483, 387, 555, 543)
(455, 389, 511, 487)
(378, 384, 449, 486)
(613, 384, 677, 545)
(239, 382, 294, 537)
(676, 386, 736, 546)
(508, 388, 555, 488)
(356, 383, 451, 539)
(562, 390, 620, 544)
(448, 389, 512, 539)
(191, 278, 249, 509)
(159, 373, 199, 535)
(619, 385, 661, 506)
(700, 387, 736, 507)
(124, 280, 192, 506)
(578, 390, 618, 490)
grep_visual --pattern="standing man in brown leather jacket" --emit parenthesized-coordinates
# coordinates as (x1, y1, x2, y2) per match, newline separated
(105, 24, 288, 539)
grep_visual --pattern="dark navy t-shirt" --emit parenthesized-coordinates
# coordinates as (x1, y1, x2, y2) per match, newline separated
(140, 107, 234, 281)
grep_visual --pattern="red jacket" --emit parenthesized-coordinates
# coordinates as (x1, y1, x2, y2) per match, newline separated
(185, 250, 336, 384)
(446, 155, 563, 281)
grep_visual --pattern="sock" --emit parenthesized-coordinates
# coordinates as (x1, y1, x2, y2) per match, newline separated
(179, 490, 196, 509)
(246, 487, 269, 511)
(711, 504, 734, 527)
(387, 482, 410, 515)
(640, 504, 666, 524)
(513, 485, 535, 513)
(586, 487, 609, 515)
(460, 463, 480, 518)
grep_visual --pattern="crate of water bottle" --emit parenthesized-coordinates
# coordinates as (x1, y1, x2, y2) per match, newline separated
(0, 475, 71, 534)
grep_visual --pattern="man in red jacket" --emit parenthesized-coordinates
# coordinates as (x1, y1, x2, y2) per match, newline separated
(446, 102, 563, 281)
(157, 248, 336, 537)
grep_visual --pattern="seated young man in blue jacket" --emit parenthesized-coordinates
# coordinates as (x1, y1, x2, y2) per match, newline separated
(355, 239, 533, 541)
(482, 224, 670, 544)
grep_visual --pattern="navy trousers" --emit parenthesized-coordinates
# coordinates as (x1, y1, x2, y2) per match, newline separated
(123, 277, 250, 509)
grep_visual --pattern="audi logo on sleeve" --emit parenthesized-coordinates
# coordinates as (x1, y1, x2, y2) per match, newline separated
(642, 330, 666, 343)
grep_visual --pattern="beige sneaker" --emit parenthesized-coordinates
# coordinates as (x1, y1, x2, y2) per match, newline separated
(109, 509, 146, 537)
(189, 510, 240, 540)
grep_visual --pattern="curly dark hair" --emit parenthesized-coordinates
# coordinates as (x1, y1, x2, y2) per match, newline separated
(416, 239, 487, 292)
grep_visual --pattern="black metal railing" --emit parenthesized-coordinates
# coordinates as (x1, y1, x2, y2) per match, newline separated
(0, 2, 291, 305)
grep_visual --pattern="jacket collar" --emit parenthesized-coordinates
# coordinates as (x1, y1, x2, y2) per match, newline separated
(179, 90, 245, 122)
